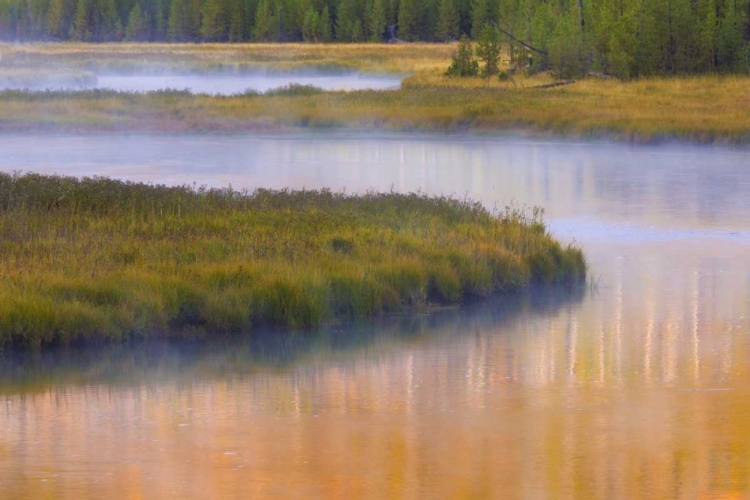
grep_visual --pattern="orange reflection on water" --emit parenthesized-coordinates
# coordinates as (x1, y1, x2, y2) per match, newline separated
(1, 240, 750, 499)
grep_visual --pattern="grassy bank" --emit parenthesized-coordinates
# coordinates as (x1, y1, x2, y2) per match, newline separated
(0, 43, 453, 75)
(0, 172, 585, 350)
(1, 44, 749, 142)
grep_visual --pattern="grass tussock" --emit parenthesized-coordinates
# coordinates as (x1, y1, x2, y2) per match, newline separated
(0, 172, 585, 350)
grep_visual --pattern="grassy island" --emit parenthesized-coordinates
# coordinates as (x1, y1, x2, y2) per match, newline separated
(0, 172, 585, 350)
(1, 44, 750, 143)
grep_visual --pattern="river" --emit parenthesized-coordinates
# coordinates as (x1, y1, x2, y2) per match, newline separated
(1, 133, 749, 498)
(0, 73, 402, 94)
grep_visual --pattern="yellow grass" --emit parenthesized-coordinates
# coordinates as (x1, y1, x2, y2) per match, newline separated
(1, 43, 749, 142)
(0, 42, 455, 74)
(0, 173, 586, 349)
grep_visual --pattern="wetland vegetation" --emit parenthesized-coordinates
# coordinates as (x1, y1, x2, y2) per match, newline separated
(0, 171, 585, 350)
(1, 44, 749, 142)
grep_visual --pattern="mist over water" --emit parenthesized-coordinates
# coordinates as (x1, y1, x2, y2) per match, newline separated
(0, 72, 402, 94)
(1, 134, 750, 498)
(2, 134, 749, 234)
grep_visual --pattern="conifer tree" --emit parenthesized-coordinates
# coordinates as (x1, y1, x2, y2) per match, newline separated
(335, 0, 360, 41)
(125, 1, 149, 40)
(319, 4, 331, 40)
(699, 0, 718, 70)
(167, 0, 184, 40)
(469, 0, 486, 38)
(302, 3, 319, 39)
(445, 33, 479, 74)
(435, 0, 458, 40)
(46, 0, 73, 38)
(397, 0, 416, 39)
(73, 0, 91, 40)
(227, 0, 246, 41)
(717, 0, 744, 70)
(253, 0, 274, 39)
(475, 23, 500, 76)
(367, 0, 386, 41)
(201, 0, 226, 40)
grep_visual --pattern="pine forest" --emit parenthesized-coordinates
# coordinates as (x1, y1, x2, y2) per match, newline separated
(1, 0, 750, 77)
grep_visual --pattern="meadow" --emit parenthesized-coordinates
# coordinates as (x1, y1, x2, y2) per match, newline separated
(0, 172, 586, 350)
(1, 43, 749, 142)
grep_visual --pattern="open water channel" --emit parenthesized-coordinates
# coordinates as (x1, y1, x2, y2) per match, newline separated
(1, 133, 749, 498)
(0, 72, 402, 94)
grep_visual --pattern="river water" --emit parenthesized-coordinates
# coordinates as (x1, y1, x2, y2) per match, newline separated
(1, 134, 749, 498)
(0, 73, 402, 94)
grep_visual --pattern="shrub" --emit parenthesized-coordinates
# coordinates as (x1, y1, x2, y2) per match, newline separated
(446, 35, 479, 77)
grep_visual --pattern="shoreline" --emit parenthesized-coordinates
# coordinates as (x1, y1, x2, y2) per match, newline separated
(2, 43, 749, 146)
(2, 120, 748, 147)
(0, 173, 586, 351)
(2, 87, 749, 146)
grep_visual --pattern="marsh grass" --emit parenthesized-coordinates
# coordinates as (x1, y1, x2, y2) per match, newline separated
(0, 172, 585, 350)
(2, 43, 750, 141)
(2, 76, 749, 142)
(0, 43, 454, 75)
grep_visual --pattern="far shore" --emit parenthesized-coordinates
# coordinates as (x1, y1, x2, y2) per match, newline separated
(1, 43, 749, 145)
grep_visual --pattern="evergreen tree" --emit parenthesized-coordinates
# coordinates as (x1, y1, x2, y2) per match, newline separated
(253, 0, 274, 39)
(336, 0, 360, 41)
(168, 0, 200, 40)
(445, 33, 479, 74)
(186, 0, 201, 39)
(475, 23, 500, 76)
(153, 0, 166, 40)
(227, 0, 246, 41)
(547, 9, 587, 77)
(2, 0, 750, 75)
(397, 0, 416, 39)
(717, 0, 744, 70)
(201, 0, 226, 40)
(125, 1, 149, 40)
(73, 0, 89, 39)
(167, 0, 185, 40)
(469, 0, 486, 38)
(367, 0, 386, 40)
(302, 3, 319, 39)
(46, 0, 75, 39)
(699, 0, 718, 70)
(435, 0, 458, 40)
(319, 4, 331, 39)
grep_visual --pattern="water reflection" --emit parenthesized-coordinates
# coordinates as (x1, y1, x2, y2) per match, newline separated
(2, 234, 750, 498)
(1, 134, 749, 232)
(1, 135, 750, 498)
(0, 286, 583, 394)
(0, 73, 402, 94)
(93, 74, 402, 94)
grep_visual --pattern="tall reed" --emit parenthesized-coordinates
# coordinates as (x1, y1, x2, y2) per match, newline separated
(0, 173, 585, 349)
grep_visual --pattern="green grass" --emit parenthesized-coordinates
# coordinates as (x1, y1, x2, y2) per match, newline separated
(0, 172, 585, 350)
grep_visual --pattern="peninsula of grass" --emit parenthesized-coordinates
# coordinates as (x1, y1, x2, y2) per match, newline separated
(2, 43, 750, 143)
(0, 172, 585, 350)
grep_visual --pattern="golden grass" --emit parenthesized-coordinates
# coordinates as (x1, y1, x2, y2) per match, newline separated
(0, 172, 586, 350)
(1, 43, 749, 142)
(0, 42, 455, 74)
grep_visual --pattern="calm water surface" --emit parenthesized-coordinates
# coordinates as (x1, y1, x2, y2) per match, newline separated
(1, 73, 402, 94)
(1, 134, 749, 499)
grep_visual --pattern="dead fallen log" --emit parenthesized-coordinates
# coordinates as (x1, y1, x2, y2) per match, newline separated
(527, 80, 577, 89)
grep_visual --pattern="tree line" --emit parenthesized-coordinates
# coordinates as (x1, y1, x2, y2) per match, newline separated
(1, 0, 749, 77)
